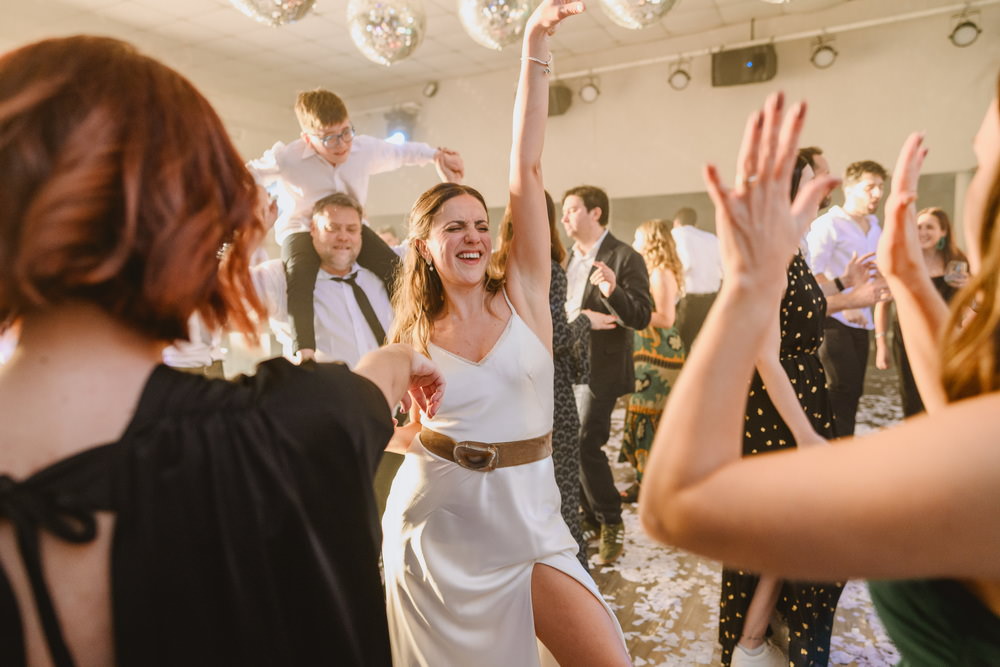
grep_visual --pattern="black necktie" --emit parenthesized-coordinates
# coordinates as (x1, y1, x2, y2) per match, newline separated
(330, 273, 387, 345)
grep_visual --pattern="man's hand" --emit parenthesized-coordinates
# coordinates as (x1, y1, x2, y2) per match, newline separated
(842, 309, 866, 327)
(434, 148, 465, 184)
(589, 261, 617, 297)
(841, 251, 877, 289)
(581, 309, 618, 330)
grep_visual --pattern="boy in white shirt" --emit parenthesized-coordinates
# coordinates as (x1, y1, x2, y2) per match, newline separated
(248, 89, 463, 361)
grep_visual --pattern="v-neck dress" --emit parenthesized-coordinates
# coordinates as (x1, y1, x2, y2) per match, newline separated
(381, 293, 625, 666)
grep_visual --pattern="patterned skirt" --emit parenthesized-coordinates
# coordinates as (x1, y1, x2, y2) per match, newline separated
(621, 325, 685, 483)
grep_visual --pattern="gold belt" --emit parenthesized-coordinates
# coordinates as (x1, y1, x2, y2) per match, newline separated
(419, 428, 553, 472)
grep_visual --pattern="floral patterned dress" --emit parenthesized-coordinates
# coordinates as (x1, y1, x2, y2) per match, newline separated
(620, 324, 685, 483)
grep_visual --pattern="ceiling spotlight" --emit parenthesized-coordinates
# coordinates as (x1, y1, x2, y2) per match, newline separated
(949, 10, 981, 47)
(667, 59, 691, 91)
(422, 81, 439, 97)
(385, 106, 418, 144)
(810, 36, 837, 69)
(579, 78, 600, 103)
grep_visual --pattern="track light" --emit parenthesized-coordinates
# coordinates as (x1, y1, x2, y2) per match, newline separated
(949, 10, 981, 47)
(579, 78, 600, 103)
(667, 59, 690, 91)
(810, 36, 837, 69)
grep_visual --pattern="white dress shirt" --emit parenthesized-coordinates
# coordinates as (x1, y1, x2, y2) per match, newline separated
(671, 225, 723, 295)
(247, 135, 437, 244)
(252, 259, 393, 368)
(806, 205, 882, 330)
(162, 314, 225, 368)
(565, 229, 608, 321)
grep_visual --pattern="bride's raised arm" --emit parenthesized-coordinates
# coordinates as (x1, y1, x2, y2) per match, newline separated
(504, 0, 584, 325)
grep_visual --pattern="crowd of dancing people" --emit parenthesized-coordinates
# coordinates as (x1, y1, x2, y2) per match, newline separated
(0, 0, 998, 664)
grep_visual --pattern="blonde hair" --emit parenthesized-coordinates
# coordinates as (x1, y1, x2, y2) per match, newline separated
(636, 219, 684, 296)
(294, 89, 348, 133)
(389, 183, 503, 354)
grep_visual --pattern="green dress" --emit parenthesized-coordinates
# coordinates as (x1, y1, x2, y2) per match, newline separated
(868, 579, 1000, 666)
(620, 324, 685, 483)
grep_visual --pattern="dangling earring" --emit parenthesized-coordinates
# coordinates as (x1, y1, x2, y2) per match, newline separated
(936, 237, 946, 251)
(425, 257, 435, 272)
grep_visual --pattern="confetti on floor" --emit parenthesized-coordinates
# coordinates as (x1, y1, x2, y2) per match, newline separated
(588, 365, 902, 665)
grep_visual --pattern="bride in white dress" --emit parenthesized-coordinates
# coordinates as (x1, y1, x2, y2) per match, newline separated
(383, 1, 630, 665)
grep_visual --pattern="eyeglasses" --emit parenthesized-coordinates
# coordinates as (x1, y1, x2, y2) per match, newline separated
(312, 126, 356, 147)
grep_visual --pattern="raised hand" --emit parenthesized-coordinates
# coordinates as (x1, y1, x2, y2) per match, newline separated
(877, 132, 928, 282)
(703, 93, 839, 295)
(526, 0, 585, 37)
(434, 148, 465, 184)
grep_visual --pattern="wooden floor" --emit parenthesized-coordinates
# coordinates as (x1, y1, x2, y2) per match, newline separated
(587, 382, 902, 666)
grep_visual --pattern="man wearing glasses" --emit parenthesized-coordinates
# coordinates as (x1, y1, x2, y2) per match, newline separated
(249, 88, 464, 362)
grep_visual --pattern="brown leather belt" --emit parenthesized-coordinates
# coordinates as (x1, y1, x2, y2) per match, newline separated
(420, 428, 553, 472)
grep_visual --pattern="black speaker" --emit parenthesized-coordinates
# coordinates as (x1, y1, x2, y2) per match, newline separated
(548, 84, 572, 116)
(712, 45, 777, 87)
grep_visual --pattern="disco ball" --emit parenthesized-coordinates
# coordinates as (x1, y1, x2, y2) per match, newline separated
(458, 0, 532, 51)
(599, 0, 675, 30)
(348, 0, 427, 66)
(230, 0, 316, 27)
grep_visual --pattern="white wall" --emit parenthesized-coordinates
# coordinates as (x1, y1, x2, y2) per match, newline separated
(346, 5, 999, 219)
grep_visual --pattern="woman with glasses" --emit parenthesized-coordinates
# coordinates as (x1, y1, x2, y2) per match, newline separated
(248, 89, 465, 362)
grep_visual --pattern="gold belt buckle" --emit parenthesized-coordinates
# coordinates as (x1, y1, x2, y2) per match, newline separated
(453, 443, 498, 472)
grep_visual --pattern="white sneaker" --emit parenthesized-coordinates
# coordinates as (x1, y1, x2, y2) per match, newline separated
(731, 641, 788, 667)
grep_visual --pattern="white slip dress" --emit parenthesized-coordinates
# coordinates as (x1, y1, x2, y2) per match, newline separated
(382, 292, 626, 666)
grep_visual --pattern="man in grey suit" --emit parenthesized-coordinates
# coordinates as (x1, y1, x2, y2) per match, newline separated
(561, 185, 653, 565)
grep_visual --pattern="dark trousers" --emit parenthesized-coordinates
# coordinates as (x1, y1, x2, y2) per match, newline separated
(677, 291, 717, 351)
(282, 225, 400, 353)
(817, 317, 870, 437)
(577, 388, 622, 525)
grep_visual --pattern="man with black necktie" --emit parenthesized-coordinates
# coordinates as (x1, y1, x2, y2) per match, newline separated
(253, 192, 400, 513)
(252, 192, 393, 368)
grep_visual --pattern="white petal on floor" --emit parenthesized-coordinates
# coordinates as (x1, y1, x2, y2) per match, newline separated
(588, 383, 902, 665)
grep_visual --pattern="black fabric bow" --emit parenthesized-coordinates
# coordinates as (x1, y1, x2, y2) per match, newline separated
(0, 471, 104, 667)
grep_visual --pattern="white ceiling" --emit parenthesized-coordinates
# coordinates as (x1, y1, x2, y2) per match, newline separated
(1, 0, 978, 110)
(5, 0, 851, 99)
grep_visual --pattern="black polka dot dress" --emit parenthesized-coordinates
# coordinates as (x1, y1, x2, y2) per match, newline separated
(718, 252, 844, 666)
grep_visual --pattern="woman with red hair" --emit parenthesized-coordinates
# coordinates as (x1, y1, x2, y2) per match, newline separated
(0, 35, 442, 666)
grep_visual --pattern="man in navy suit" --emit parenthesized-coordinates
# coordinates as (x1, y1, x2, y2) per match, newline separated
(561, 185, 653, 565)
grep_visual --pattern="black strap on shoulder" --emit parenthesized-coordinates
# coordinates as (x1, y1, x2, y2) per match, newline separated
(0, 473, 101, 667)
